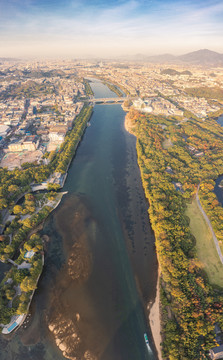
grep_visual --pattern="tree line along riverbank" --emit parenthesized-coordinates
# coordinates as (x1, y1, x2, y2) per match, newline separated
(90, 75, 131, 97)
(0, 105, 93, 333)
(83, 79, 94, 97)
(102, 81, 124, 97)
(125, 109, 223, 359)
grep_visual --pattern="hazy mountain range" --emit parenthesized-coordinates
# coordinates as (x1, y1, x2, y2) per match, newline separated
(1, 49, 223, 66)
(120, 49, 223, 66)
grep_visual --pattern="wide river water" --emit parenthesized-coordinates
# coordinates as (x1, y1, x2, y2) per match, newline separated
(0, 79, 158, 360)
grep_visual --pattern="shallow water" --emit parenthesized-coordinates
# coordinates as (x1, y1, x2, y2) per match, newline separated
(0, 80, 158, 360)
(214, 175, 223, 206)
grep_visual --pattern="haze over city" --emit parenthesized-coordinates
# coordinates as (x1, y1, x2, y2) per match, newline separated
(1, 0, 223, 58)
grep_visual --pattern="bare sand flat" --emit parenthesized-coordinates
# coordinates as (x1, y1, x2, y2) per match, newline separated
(149, 272, 162, 360)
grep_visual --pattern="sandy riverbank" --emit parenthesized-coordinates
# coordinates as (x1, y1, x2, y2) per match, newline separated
(124, 112, 162, 359)
(148, 271, 162, 360)
(123, 111, 135, 135)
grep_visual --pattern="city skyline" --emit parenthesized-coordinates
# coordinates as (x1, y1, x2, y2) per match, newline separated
(1, 0, 223, 58)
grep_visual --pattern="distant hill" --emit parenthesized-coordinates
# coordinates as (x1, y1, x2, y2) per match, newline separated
(43, 69, 66, 77)
(124, 49, 223, 66)
(178, 49, 223, 65)
(181, 70, 192, 75)
(161, 68, 192, 76)
(22, 69, 66, 78)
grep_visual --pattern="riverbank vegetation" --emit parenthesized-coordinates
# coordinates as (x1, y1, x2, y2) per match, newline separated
(0, 234, 43, 325)
(208, 107, 223, 118)
(83, 79, 94, 97)
(126, 109, 223, 359)
(0, 105, 93, 331)
(53, 105, 93, 173)
(93, 75, 130, 96)
(102, 81, 123, 97)
(0, 205, 52, 262)
(122, 99, 133, 111)
(107, 81, 130, 96)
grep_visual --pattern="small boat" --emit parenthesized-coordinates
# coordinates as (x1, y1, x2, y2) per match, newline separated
(144, 333, 152, 353)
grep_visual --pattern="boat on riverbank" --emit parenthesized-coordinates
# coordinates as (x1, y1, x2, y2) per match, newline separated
(219, 179, 223, 188)
(144, 333, 153, 353)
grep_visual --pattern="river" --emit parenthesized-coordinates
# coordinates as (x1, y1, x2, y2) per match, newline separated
(214, 116, 223, 206)
(216, 114, 223, 128)
(0, 79, 158, 360)
(214, 175, 223, 207)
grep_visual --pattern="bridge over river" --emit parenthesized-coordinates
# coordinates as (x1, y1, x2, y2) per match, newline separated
(84, 96, 137, 104)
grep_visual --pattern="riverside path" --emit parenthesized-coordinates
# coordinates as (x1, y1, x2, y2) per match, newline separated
(196, 185, 223, 264)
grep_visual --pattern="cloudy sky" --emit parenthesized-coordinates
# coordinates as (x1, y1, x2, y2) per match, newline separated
(1, 0, 223, 58)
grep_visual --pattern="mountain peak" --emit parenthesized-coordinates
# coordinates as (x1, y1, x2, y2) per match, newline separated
(178, 49, 223, 64)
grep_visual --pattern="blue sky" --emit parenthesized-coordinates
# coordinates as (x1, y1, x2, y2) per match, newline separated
(0, 0, 223, 58)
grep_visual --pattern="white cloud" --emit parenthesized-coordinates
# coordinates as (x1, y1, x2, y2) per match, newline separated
(0, 0, 223, 57)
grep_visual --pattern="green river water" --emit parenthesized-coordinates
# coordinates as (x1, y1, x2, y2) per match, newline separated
(0, 79, 158, 360)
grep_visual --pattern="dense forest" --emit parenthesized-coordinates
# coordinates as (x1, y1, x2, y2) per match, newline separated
(126, 109, 223, 359)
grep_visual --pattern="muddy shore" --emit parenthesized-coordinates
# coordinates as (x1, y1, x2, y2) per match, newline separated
(124, 112, 162, 360)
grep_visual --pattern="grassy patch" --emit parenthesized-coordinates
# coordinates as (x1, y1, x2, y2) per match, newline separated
(186, 200, 223, 288)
